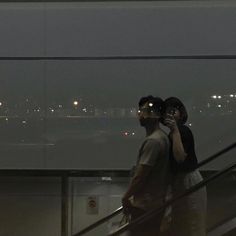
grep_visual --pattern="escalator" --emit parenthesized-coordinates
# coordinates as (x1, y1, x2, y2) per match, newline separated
(206, 169, 236, 236)
(208, 216, 236, 236)
(73, 142, 236, 236)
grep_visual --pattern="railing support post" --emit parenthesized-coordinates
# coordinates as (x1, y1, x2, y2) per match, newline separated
(61, 174, 69, 236)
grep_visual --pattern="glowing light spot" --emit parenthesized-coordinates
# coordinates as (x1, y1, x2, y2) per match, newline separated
(73, 101, 78, 106)
(101, 177, 112, 181)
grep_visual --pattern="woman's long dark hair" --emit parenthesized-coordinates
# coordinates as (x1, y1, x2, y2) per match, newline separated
(164, 97, 188, 124)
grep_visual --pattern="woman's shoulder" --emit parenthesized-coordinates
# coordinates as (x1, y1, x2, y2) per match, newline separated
(178, 124, 194, 139)
(178, 124, 192, 132)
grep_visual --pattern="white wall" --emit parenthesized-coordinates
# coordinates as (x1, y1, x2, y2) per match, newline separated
(0, 173, 236, 236)
(0, 177, 62, 236)
(0, 176, 128, 236)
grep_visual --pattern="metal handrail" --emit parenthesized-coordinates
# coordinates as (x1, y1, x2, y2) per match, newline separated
(197, 142, 236, 168)
(109, 161, 236, 236)
(74, 207, 123, 236)
(73, 142, 236, 236)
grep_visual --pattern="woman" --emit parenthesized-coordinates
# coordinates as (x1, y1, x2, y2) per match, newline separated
(163, 97, 207, 236)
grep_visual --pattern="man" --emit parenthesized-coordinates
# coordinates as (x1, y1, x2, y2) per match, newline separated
(122, 95, 170, 236)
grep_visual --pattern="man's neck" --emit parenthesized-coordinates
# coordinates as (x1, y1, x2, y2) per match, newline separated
(145, 122, 160, 136)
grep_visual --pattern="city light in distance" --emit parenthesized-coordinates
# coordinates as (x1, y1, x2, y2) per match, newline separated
(73, 101, 78, 106)
(0, 95, 234, 119)
(123, 131, 135, 137)
(212, 94, 236, 99)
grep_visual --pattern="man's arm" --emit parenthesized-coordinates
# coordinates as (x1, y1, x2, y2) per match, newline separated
(122, 164, 152, 209)
(122, 139, 160, 211)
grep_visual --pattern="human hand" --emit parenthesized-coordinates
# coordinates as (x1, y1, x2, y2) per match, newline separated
(164, 114, 178, 131)
(122, 197, 133, 215)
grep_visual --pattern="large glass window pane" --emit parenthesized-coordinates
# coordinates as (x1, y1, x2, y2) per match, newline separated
(0, 61, 45, 168)
(44, 59, 236, 169)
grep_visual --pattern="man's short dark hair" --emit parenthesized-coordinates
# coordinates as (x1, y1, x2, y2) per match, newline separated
(139, 95, 164, 115)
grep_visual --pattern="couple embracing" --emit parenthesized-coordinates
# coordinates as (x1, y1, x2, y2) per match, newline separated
(122, 96, 207, 236)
